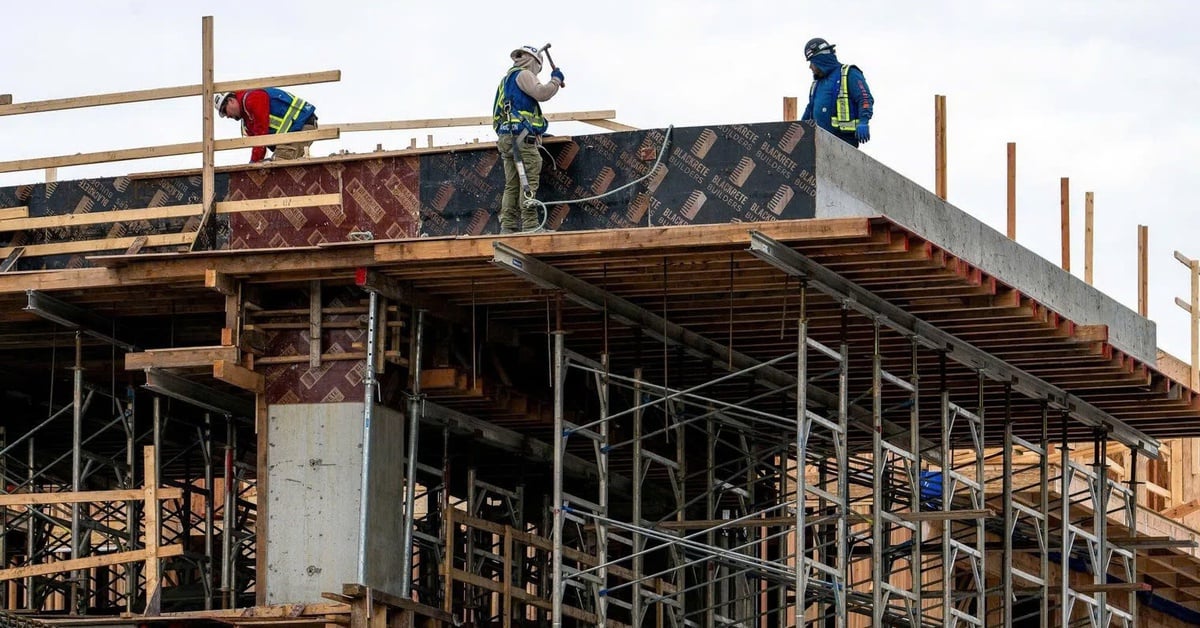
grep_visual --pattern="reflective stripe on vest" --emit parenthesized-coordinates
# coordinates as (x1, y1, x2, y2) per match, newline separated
(832, 64, 858, 132)
(492, 67, 547, 134)
(269, 95, 309, 134)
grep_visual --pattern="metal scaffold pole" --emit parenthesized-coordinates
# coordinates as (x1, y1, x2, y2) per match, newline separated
(551, 296, 564, 628)
(400, 310, 425, 598)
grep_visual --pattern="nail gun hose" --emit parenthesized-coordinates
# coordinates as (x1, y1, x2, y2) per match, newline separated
(524, 125, 674, 232)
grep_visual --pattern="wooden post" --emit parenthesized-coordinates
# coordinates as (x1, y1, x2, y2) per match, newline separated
(1084, 191, 1094, 284)
(193, 15, 216, 252)
(934, 95, 947, 200)
(1006, 142, 1016, 239)
(1176, 251, 1200, 391)
(309, 280, 322, 368)
(44, 167, 57, 183)
(782, 96, 798, 121)
(1060, 177, 1070, 271)
(1138, 226, 1148, 316)
(1193, 259, 1199, 391)
(143, 446, 161, 615)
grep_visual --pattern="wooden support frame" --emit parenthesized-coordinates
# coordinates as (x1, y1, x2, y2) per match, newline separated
(0, 232, 193, 259)
(1084, 191, 1094, 284)
(197, 15, 217, 253)
(1174, 250, 1200, 390)
(309, 280, 322, 368)
(213, 360, 264, 394)
(1138, 225, 1149, 316)
(328, 109, 619, 133)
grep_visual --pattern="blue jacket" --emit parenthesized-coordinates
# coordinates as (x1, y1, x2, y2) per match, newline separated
(492, 67, 548, 135)
(261, 87, 316, 133)
(802, 53, 873, 143)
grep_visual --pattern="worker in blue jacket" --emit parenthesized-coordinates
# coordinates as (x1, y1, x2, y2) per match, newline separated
(801, 38, 874, 148)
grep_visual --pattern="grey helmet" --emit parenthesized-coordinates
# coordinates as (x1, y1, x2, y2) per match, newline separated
(804, 37, 836, 61)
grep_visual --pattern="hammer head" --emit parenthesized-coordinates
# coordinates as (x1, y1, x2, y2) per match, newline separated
(540, 43, 552, 53)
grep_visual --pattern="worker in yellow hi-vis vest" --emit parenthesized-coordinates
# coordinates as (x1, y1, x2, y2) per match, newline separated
(801, 38, 874, 148)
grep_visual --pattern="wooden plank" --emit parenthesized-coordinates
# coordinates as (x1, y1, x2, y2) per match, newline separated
(0, 95, 10, 106)
(0, 544, 183, 581)
(0, 206, 28, 220)
(0, 128, 339, 174)
(0, 232, 193, 258)
(310, 280, 321, 368)
(581, 119, 638, 132)
(124, 235, 148, 255)
(1006, 142, 1016, 239)
(1072, 582, 1151, 593)
(199, 15, 216, 253)
(143, 446, 162, 615)
(900, 509, 993, 522)
(782, 96, 798, 122)
(0, 193, 342, 233)
(0, 70, 340, 117)
(934, 94, 946, 200)
(329, 110, 617, 133)
(0, 247, 23, 272)
(1084, 191, 1094, 284)
(0, 487, 182, 506)
(1139, 225, 1149, 316)
(1192, 259, 1199, 391)
(1157, 349, 1193, 386)
(213, 360, 263, 394)
(124, 345, 239, 370)
(1060, 176, 1070, 271)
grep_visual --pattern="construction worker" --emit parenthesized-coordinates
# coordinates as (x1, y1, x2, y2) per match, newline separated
(801, 38, 874, 148)
(214, 88, 318, 163)
(492, 45, 564, 233)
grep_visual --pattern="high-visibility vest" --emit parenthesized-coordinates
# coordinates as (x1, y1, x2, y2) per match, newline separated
(831, 64, 860, 132)
(492, 67, 548, 135)
(809, 64, 861, 132)
(244, 88, 315, 135)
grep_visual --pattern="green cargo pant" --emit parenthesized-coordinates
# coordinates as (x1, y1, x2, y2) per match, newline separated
(497, 134, 543, 232)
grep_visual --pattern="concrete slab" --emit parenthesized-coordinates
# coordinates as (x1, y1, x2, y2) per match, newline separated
(811, 128, 1157, 363)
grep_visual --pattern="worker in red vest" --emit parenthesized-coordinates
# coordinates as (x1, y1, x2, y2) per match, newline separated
(214, 88, 318, 163)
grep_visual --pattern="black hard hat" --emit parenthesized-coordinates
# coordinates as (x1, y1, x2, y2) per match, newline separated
(804, 37, 836, 61)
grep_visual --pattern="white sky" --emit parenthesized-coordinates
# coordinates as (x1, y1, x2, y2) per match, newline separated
(1, 0, 1197, 360)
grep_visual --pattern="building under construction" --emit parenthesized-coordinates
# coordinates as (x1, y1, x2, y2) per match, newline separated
(4, 22, 1200, 628)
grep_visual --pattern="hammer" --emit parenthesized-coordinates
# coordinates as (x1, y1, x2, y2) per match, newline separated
(540, 43, 564, 88)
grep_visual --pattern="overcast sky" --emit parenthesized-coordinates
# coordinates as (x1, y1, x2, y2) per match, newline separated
(1, 0, 1197, 361)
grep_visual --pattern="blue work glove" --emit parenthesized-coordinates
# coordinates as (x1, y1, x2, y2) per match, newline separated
(551, 68, 565, 84)
(855, 121, 870, 144)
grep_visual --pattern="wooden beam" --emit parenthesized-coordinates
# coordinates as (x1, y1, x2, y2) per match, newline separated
(0, 487, 182, 506)
(783, 96, 798, 122)
(328, 109, 617, 133)
(0, 70, 340, 117)
(1060, 176, 1070, 271)
(1072, 582, 1151, 593)
(124, 345, 239, 370)
(1006, 142, 1016, 239)
(0, 544, 183, 581)
(0, 232, 193, 258)
(899, 509, 993, 522)
(205, 269, 238, 296)
(1138, 225, 1149, 316)
(0, 247, 23, 272)
(934, 94, 947, 200)
(0, 193, 341, 232)
(0, 206, 28, 220)
(0, 128, 339, 174)
(1160, 499, 1200, 521)
(213, 360, 264, 394)
(44, 168, 57, 183)
(0, 94, 10, 106)
(1084, 191, 1094, 284)
(1193, 258, 1199, 391)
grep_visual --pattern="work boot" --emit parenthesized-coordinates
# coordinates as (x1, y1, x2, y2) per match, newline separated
(499, 226, 516, 235)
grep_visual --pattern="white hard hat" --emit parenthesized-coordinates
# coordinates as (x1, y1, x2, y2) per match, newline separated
(213, 92, 233, 117)
(510, 45, 542, 62)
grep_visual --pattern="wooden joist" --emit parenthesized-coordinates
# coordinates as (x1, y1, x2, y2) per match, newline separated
(213, 360, 263, 394)
(0, 70, 340, 117)
(0, 128, 339, 174)
(125, 345, 239, 370)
